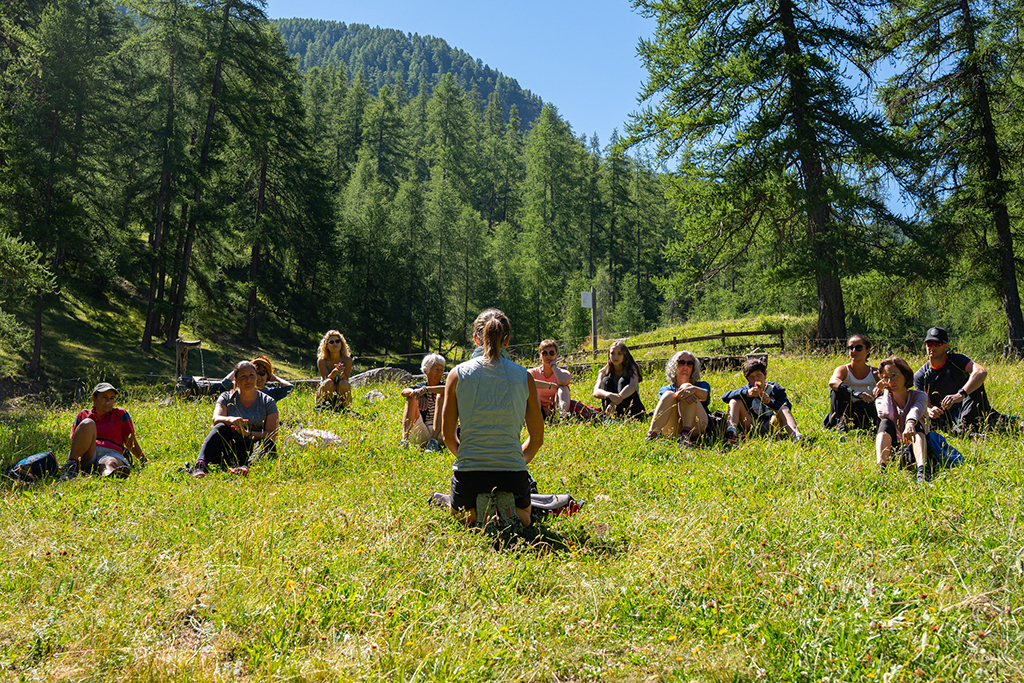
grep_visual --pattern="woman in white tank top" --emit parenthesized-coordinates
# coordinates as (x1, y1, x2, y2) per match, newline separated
(823, 334, 881, 432)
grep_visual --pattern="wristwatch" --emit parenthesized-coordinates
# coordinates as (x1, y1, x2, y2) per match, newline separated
(957, 389, 968, 398)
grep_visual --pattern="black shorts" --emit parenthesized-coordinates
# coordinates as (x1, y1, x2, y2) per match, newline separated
(450, 470, 532, 510)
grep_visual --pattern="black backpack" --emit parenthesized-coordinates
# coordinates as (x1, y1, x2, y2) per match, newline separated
(6, 451, 59, 483)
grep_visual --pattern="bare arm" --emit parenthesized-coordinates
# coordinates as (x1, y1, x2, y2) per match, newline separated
(124, 432, 146, 464)
(269, 372, 292, 389)
(341, 356, 353, 381)
(317, 358, 331, 381)
(939, 359, 988, 410)
(523, 375, 544, 464)
(212, 402, 246, 433)
(441, 369, 460, 456)
(592, 369, 613, 400)
(828, 365, 847, 391)
(257, 412, 279, 442)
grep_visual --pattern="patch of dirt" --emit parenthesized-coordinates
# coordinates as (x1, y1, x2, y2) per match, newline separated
(0, 376, 45, 410)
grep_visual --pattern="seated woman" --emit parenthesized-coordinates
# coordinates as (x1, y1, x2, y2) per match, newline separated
(316, 330, 353, 410)
(442, 309, 544, 528)
(645, 350, 710, 447)
(192, 361, 279, 478)
(219, 355, 294, 402)
(528, 340, 600, 420)
(593, 341, 646, 419)
(875, 356, 931, 484)
(61, 382, 147, 480)
(823, 334, 879, 432)
(401, 353, 446, 450)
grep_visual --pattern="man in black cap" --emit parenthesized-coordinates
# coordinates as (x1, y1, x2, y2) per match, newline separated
(913, 326, 1002, 433)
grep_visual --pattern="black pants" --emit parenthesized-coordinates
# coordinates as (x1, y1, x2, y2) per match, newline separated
(197, 423, 275, 469)
(823, 389, 878, 430)
(600, 375, 646, 418)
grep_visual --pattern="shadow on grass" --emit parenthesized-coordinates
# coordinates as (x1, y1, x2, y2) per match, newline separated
(486, 520, 631, 558)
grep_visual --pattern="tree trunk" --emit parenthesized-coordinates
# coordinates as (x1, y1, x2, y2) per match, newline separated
(164, 3, 229, 347)
(242, 158, 268, 342)
(778, 0, 846, 342)
(958, 0, 1024, 355)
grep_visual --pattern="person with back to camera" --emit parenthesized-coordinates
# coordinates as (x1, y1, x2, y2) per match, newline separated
(592, 341, 646, 419)
(823, 334, 880, 433)
(191, 360, 279, 478)
(645, 350, 711, 448)
(441, 309, 544, 528)
(401, 353, 446, 451)
(60, 382, 147, 480)
(219, 355, 294, 402)
(528, 339, 601, 421)
(316, 330, 353, 410)
(876, 356, 932, 484)
(721, 357, 804, 447)
(914, 326, 1004, 434)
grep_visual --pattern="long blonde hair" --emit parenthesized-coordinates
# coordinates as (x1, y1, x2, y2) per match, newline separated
(317, 330, 350, 361)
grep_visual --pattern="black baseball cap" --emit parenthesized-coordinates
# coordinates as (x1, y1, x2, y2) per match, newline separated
(924, 327, 949, 344)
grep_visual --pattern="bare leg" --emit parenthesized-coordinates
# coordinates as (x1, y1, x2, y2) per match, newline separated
(515, 506, 532, 527)
(337, 379, 352, 408)
(876, 431, 892, 466)
(648, 393, 680, 437)
(402, 396, 420, 438)
(678, 401, 709, 436)
(68, 419, 97, 464)
(908, 433, 927, 467)
(776, 406, 800, 438)
(555, 386, 571, 415)
(728, 399, 753, 433)
(453, 508, 476, 526)
(316, 379, 337, 404)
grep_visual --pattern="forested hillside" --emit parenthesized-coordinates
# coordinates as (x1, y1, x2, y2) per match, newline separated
(273, 19, 544, 126)
(0, 0, 674, 379)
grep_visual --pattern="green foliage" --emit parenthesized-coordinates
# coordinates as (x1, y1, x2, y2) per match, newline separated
(272, 19, 543, 126)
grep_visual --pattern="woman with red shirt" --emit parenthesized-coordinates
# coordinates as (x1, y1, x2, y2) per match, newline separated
(61, 382, 147, 479)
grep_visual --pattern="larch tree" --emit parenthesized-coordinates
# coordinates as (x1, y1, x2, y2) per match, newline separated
(628, 0, 907, 341)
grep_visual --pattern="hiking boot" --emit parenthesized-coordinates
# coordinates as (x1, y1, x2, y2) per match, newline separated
(916, 465, 928, 485)
(428, 492, 453, 509)
(58, 460, 80, 482)
(723, 430, 739, 449)
(425, 438, 441, 452)
(228, 466, 249, 476)
(191, 461, 208, 478)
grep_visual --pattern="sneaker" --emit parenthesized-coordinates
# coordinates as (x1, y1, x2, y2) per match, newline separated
(644, 430, 659, 441)
(400, 439, 410, 450)
(109, 463, 131, 479)
(428, 492, 453, 509)
(678, 430, 694, 449)
(191, 461, 208, 478)
(58, 460, 80, 482)
(228, 466, 249, 476)
(425, 438, 441, 452)
(792, 432, 805, 444)
(723, 430, 739, 449)
(916, 465, 927, 485)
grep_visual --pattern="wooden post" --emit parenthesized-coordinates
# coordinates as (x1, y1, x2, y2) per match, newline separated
(779, 328, 785, 352)
(175, 337, 202, 378)
(591, 286, 598, 360)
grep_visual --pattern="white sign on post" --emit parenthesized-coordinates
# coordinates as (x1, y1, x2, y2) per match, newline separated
(581, 291, 593, 308)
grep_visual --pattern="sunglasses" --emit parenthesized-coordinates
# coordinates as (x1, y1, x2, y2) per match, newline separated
(256, 370, 267, 377)
(328, 339, 341, 345)
(541, 350, 557, 357)
(925, 340, 945, 348)
(847, 344, 864, 352)
(679, 359, 695, 367)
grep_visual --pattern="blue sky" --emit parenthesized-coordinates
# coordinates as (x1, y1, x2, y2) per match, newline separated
(264, 0, 657, 150)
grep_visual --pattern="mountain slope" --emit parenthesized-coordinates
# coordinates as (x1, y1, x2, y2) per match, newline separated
(273, 19, 544, 125)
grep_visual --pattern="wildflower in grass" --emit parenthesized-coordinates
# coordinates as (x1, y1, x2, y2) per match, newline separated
(718, 628, 728, 635)
(499, 626, 509, 634)
(666, 635, 677, 642)
(675, 656, 683, 662)
(285, 580, 296, 592)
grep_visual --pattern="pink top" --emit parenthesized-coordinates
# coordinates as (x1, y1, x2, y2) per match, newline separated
(874, 389, 929, 433)
(529, 367, 560, 410)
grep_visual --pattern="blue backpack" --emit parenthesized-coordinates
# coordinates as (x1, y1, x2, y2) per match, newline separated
(6, 451, 59, 482)
(927, 432, 963, 468)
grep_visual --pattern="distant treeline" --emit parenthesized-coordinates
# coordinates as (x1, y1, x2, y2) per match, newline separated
(272, 19, 544, 127)
(0, 0, 675, 375)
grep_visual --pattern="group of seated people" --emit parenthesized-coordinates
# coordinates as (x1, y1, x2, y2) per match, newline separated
(58, 322, 1006, 495)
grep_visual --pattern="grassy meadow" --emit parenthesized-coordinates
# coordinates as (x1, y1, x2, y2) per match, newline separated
(1, 349, 1023, 681)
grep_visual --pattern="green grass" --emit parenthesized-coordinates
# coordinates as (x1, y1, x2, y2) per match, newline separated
(1, 352, 1023, 681)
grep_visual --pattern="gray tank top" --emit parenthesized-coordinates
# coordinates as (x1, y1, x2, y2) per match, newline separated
(842, 365, 877, 394)
(454, 353, 529, 471)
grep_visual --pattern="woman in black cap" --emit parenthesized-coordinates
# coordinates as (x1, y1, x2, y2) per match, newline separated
(61, 382, 147, 479)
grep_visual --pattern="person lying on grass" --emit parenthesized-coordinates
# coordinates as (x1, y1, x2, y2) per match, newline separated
(645, 350, 710, 448)
(316, 329, 353, 410)
(875, 356, 932, 484)
(441, 308, 544, 528)
(593, 341, 646, 419)
(219, 355, 294, 402)
(401, 353, 446, 451)
(823, 334, 880, 433)
(61, 382, 147, 480)
(529, 339, 600, 421)
(721, 357, 803, 447)
(192, 361, 279, 478)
